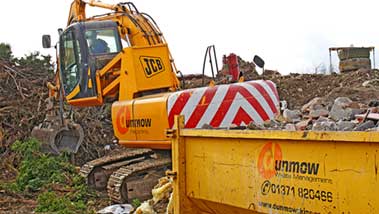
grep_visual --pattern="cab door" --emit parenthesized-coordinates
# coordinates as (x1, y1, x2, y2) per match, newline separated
(59, 21, 123, 107)
(59, 27, 99, 106)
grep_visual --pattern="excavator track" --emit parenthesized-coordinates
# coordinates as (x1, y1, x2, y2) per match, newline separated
(107, 157, 172, 203)
(80, 148, 154, 190)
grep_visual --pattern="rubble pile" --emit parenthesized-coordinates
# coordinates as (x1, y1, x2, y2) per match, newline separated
(0, 58, 115, 180)
(179, 73, 212, 89)
(228, 96, 379, 132)
(181, 55, 379, 111)
(272, 68, 379, 110)
(185, 55, 379, 132)
(272, 96, 379, 132)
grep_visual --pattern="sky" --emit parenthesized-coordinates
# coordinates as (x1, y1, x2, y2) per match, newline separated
(1, 0, 379, 75)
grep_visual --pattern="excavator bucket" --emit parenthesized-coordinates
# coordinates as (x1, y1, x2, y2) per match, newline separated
(31, 116, 84, 154)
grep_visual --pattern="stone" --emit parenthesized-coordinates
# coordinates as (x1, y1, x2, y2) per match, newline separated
(312, 120, 337, 131)
(334, 97, 353, 107)
(336, 121, 356, 131)
(369, 100, 379, 107)
(283, 109, 301, 123)
(347, 102, 361, 109)
(263, 120, 281, 129)
(329, 104, 353, 121)
(247, 122, 264, 130)
(362, 79, 379, 88)
(284, 123, 296, 131)
(201, 123, 214, 129)
(353, 120, 376, 131)
(316, 116, 329, 122)
(301, 97, 325, 112)
(295, 119, 312, 131)
(351, 108, 366, 117)
(369, 107, 379, 113)
(329, 97, 355, 121)
(228, 124, 239, 129)
(309, 108, 329, 119)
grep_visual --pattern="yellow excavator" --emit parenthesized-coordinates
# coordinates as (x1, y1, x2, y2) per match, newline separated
(32, 0, 280, 203)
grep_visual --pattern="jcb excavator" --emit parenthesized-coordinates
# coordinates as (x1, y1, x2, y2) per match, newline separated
(32, 0, 280, 203)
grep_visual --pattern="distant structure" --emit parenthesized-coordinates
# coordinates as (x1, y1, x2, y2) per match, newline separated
(329, 46, 375, 73)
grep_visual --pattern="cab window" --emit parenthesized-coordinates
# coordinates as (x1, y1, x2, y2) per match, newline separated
(85, 29, 121, 55)
(60, 31, 81, 94)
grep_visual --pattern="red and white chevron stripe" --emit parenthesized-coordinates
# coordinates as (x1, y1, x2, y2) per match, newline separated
(167, 80, 280, 128)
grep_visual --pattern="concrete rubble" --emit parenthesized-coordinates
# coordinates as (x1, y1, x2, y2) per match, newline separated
(244, 96, 379, 132)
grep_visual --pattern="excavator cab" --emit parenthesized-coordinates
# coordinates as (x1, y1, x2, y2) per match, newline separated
(32, 21, 122, 154)
(59, 20, 122, 104)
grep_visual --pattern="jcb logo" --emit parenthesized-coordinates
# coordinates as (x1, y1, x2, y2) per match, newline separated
(140, 56, 165, 78)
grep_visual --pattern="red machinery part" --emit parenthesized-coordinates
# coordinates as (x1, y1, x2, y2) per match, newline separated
(226, 53, 240, 81)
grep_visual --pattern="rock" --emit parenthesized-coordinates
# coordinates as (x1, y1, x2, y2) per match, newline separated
(263, 120, 282, 129)
(369, 100, 379, 107)
(353, 120, 376, 131)
(334, 97, 353, 107)
(284, 123, 296, 131)
(308, 108, 329, 119)
(351, 108, 366, 117)
(297, 88, 303, 92)
(301, 97, 325, 112)
(362, 79, 379, 88)
(329, 97, 355, 121)
(295, 119, 311, 131)
(228, 124, 239, 129)
(283, 109, 301, 123)
(247, 122, 264, 130)
(201, 123, 214, 129)
(347, 102, 361, 109)
(312, 119, 337, 131)
(369, 107, 379, 113)
(316, 116, 329, 122)
(329, 105, 353, 121)
(336, 121, 356, 131)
